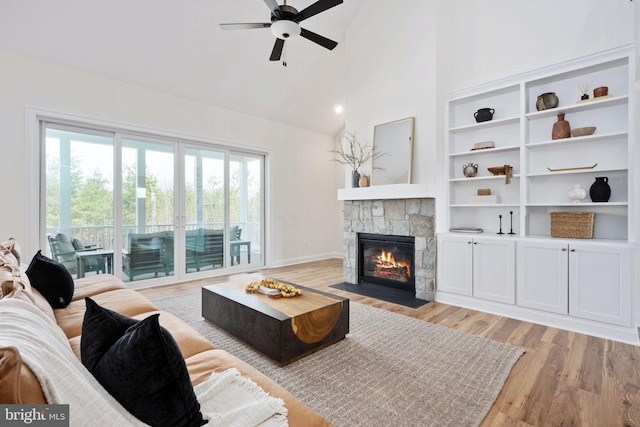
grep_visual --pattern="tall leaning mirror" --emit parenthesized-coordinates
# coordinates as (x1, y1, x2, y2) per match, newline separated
(371, 117, 414, 185)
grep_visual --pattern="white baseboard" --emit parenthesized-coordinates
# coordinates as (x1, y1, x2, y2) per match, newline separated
(436, 292, 640, 346)
(267, 253, 341, 269)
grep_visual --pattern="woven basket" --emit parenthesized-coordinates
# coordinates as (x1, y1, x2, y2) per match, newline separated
(550, 212, 595, 239)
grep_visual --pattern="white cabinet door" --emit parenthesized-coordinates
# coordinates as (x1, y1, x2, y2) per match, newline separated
(473, 237, 516, 304)
(569, 244, 632, 326)
(436, 235, 473, 296)
(516, 240, 568, 314)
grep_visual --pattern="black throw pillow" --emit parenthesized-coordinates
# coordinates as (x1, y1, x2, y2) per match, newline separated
(81, 298, 206, 427)
(25, 250, 74, 308)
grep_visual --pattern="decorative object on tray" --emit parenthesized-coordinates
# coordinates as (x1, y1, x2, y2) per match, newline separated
(487, 164, 513, 184)
(552, 113, 571, 139)
(330, 131, 386, 188)
(593, 86, 608, 98)
(568, 184, 587, 203)
(578, 83, 590, 101)
(589, 176, 611, 202)
(449, 227, 483, 233)
(547, 163, 597, 172)
(536, 92, 559, 111)
(550, 212, 595, 239)
(245, 278, 302, 298)
(463, 163, 478, 177)
(571, 126, 596, 137)
(471, 141, 495, 151)
(477, 188, 491, 196)
(474, 108, 494, 123)
(358, 174, 370, 187)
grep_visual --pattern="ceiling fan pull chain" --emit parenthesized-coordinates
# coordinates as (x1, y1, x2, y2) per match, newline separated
(283, 43, 287, 67)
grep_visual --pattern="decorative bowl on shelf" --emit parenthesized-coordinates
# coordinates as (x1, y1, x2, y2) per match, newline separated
(487, 166, 507, 175)
(570, 126, 596, 137)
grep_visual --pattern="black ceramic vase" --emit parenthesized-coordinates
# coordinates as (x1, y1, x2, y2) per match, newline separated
(474, 108, 495, 123)
(589, 177, 611, 202)
(351, 170, 360, 188)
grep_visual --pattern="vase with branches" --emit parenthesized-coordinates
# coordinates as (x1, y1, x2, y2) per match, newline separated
(330, 131, 386, 187)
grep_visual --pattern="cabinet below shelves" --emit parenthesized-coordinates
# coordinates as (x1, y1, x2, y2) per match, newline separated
(436, 233, 636, 342)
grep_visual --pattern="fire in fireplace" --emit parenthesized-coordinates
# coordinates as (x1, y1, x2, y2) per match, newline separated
(358, 233, 415, 292)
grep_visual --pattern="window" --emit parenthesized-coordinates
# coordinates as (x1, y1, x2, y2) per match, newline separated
(41, 120, 264, 284)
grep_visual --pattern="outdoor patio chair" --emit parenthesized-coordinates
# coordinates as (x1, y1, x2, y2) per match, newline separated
(122, 232, 170, 281)
(47, 233, 105, 276)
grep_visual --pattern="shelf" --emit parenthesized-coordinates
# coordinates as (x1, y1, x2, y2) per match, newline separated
(525, 95, 628, 120)
(526, 202, 628, 207)
(526, 167, 626, 177)
(526, 131, 627, 148)
(450, 175, 520, 182)
(337, 184, 436, 201)
(449, 116, 519, 133)
(450, 204, 520, 208)
(445, 45, 633, 243)
(450, 145, 519, 157)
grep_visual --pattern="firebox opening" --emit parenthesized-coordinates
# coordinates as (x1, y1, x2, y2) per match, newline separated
(358, 233, 415, 293)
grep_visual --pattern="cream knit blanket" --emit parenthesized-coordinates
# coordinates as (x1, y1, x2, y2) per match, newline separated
(0, 299, 287, 426)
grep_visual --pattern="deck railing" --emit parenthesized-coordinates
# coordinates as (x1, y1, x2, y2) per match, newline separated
(46, 222, 261, 253)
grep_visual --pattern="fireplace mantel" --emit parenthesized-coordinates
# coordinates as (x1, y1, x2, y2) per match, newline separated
(337, 184, 436, 201)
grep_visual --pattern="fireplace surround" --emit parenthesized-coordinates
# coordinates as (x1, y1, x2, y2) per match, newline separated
(342, 198, 435, 301)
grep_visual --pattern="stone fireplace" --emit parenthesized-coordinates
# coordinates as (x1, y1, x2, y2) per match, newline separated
(343, 198, 435, 301)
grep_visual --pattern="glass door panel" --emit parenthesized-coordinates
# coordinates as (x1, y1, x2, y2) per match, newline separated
(44, 125, 115, 279)
(229, 153, 263, 267)
(184, 147, 226, 273)
(121, 138, 175, 282)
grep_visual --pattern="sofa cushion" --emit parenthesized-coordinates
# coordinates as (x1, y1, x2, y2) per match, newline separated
(81, 298, 206, 427)
(56, 288, 158, 339)
(25, 251, 74, 309)
(0, 346, 47, 404)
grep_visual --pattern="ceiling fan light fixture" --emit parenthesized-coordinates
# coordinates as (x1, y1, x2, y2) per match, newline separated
(271, 20, 300, 40)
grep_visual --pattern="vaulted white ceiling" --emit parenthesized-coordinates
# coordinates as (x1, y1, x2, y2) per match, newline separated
(0, 0, 365, 135)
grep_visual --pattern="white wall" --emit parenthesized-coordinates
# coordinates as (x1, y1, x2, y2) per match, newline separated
(345, 0, 439, 187)
(0, 52, 342, 266)
(345, 0, 635, 232)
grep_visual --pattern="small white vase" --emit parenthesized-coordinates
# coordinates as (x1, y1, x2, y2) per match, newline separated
(569, 184, 587, 203)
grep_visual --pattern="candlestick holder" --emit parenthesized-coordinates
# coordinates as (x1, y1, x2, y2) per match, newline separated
(497, 214, 504, 235)
(508, 211, 515, 235)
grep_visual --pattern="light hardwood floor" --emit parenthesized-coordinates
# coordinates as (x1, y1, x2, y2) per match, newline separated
(138, 258, 640, 426)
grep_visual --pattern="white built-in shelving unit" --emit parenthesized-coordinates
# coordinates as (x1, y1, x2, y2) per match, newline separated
(437, 45, 638, 345)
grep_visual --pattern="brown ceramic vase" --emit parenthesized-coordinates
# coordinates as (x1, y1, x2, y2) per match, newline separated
(552, 113, 571, 140)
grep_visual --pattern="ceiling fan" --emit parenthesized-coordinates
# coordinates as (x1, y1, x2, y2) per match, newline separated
(220, 0, 343, 64)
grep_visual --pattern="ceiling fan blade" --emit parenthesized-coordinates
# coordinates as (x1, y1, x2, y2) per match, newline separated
(295, 0, 343, 22)
(220, 23, 271, 30)
(263, 0, 281, 17)
(270, 38, 285, 61)
(300, 28, 338, 50)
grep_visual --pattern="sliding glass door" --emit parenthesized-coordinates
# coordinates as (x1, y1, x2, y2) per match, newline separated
(43, 125, 115, 278)
(41, 120, 264, 285)
(229, 152, 263, 267)
(182, 147, 263, 274)
(121, 137, 176, 282)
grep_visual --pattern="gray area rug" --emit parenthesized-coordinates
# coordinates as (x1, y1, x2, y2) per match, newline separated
(152, 292, 524, 427)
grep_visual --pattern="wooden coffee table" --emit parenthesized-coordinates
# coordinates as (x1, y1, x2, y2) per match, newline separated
(202, 274, 349, 365)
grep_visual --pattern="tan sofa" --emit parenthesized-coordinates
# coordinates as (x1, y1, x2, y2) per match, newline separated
(0, 244, 330, 426)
